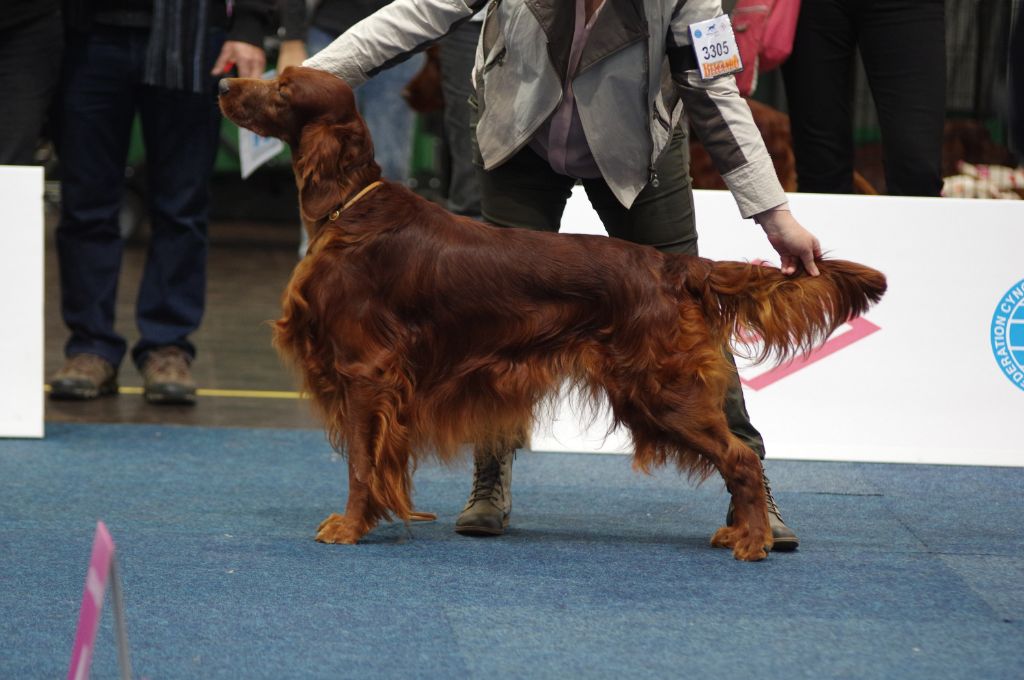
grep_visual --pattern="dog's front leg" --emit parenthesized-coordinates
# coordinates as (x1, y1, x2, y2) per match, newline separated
(316, 456, 380, 544)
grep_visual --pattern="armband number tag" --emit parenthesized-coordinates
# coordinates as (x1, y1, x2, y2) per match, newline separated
(688, 16, 743, 80)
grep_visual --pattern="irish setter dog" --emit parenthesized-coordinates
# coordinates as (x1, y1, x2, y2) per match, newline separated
(219, 67, 886, 561)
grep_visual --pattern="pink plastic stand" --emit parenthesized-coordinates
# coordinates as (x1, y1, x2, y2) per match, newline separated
(68, 521, 133, 680)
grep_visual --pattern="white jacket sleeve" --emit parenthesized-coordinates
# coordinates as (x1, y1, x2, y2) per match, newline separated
(303, 0, 482, 87)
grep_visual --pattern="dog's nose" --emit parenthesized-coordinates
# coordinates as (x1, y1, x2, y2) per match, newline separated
(218, 79, 230, 96)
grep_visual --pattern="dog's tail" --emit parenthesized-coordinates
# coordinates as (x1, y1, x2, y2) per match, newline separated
(679, 258, 887, 364)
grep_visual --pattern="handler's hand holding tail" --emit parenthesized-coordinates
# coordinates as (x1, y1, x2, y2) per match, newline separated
(755, 206, 822, 277)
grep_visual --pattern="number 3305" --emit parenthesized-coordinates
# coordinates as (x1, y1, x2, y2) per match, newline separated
(700, 42, 730, 59)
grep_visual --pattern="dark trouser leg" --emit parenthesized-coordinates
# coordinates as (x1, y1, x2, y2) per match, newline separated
(858, 0, 945, 197)
(56, 29, 141, 367)
(720, 363, 766, 459)
(781, 0, 858, 194)
(478, 144, 576, 232)
(1011, 7, 1024, 163)
(131, 34, 223, 368)
(439, 21, 483, 218)
(0, 12, 63, 165)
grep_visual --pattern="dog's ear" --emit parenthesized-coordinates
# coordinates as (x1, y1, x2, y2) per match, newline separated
(294, 122, 344, 223)
(293, 119, 375, 223)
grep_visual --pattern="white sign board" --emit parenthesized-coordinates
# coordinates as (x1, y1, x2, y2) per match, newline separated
(0, 166, 44, 438)
(532, 189, 1024, 467)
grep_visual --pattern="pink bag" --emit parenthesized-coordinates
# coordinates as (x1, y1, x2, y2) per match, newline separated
(732, 0, 801, 96)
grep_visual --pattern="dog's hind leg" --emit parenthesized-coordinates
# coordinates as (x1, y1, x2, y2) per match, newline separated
(704, 433, 774, 561)
(612, 377, 773, 561)
(644, 419, 772, 561)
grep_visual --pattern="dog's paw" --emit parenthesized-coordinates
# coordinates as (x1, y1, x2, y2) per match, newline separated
(732, 543, 768, 562)
(315, 513, 366, 544)
(317, 512, 344, 533)
(710, 525, 739, 548)
(710, 525, 769, 562)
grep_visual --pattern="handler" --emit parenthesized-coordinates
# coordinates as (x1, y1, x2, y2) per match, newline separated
(303, 0, 822, 550)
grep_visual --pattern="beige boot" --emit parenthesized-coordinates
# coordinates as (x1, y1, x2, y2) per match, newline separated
(455, 447, 513, 536)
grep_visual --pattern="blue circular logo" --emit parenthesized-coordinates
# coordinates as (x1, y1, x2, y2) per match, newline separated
(694, 29, 702, 39)
(991, 278, 1024, 391)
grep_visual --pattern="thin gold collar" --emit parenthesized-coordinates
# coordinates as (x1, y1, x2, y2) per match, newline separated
(328, 180, 384, 222)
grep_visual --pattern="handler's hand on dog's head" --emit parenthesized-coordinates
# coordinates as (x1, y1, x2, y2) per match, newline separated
(756, 208, 822, 277)
(211, 40, 266, 78)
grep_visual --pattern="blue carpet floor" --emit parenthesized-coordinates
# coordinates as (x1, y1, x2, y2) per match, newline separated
(2, 423, 1022, 679)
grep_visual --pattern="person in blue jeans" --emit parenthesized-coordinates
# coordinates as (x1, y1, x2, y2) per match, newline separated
(49, 0, 273, 405)
(278, 0, 424, 256)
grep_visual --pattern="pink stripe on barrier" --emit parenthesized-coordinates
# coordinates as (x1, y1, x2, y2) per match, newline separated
(741, 317, 882, 391)
(68, 522, 115, 680)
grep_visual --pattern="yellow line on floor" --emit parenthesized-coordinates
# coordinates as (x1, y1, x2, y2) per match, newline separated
(44, 385, 307, 400)
(195, 388, 306, 400)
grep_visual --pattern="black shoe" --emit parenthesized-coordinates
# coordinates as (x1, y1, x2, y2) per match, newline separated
(50, 354, 118, 400)
(726, 470, 799, 551)
(455, 449, 513, 536)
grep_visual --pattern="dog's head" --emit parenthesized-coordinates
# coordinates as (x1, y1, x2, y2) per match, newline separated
(218, 66, 380, 225)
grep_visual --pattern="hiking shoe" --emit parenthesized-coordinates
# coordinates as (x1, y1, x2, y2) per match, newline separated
(455, 448, 513, 536)
(141, 346, 196, 405)
(49, 354, 118, 400)
(727, 469, 799, 551)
